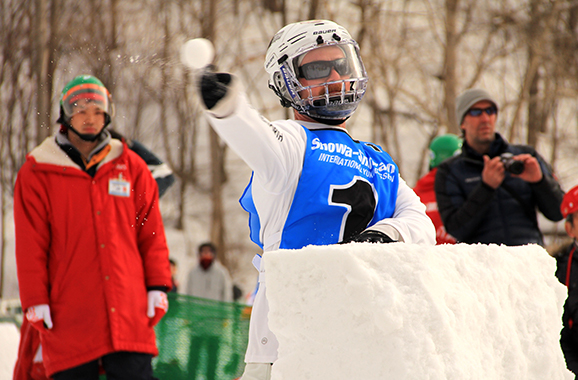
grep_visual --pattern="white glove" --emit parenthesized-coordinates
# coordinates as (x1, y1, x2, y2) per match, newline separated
(147, 290, 168, 327)
(26, 304, 53, 330)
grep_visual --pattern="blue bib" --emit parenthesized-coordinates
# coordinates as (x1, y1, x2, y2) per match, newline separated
(240, 127, 399, 250)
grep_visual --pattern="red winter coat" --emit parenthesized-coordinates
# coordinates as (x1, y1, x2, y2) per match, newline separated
(13, 318, 49, 380)
(413, 168, 456, 245)
(14, 136, 172, 376)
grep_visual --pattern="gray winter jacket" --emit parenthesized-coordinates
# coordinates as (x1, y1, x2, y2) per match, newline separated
(185, 261, 233, 302)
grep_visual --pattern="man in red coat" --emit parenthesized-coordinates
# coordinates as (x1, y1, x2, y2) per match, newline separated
(413, 134, 462, 244)
(13, 75, 172, 379)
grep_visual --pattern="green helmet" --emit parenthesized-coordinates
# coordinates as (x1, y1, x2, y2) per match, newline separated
(59, 75, 113, 121)
(429, 134, 462, 169)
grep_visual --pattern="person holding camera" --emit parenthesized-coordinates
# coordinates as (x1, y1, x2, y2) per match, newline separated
(434, 88, 564, 245)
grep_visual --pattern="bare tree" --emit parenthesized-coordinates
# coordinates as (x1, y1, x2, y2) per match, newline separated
(0, 0, 37, 299)
(442, 0, 460, 135)
(3, 0, 578, 296)
(200, 0, 230, 266)
(34, 0, 52, 144)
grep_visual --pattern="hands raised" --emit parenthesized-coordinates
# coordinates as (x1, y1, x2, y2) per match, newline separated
(482, 153, 542, 189)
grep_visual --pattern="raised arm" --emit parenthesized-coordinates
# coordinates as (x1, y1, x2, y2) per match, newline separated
(201, 73, 307, 193)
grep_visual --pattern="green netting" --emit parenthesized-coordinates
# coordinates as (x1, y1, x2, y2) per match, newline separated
(153, 293, 251, 380)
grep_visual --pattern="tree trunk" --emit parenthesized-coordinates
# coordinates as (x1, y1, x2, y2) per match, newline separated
(35, 0, 51, 144)
(202, 0, 227, 266)
(308, 0, 320, 20)
(527, 70, 540, 147)
(209, 129, 226, 266)
(525, 0, 541, 147)
(444, 0, 459, 133)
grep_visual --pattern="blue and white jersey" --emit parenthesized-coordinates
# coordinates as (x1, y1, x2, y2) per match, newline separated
(204, 84, 435, 365)
(241, 127, 399, 249)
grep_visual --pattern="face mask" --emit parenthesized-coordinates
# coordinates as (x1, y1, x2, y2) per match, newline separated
(200, 257, 214, 270)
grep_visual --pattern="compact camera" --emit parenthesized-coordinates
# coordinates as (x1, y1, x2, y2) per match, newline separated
(500, 153, 525, 175)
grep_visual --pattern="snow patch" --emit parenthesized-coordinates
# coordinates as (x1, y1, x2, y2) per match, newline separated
(265, 243, 573, 379)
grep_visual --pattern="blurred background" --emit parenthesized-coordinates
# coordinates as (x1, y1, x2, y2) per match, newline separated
(2, 0, 578, 302)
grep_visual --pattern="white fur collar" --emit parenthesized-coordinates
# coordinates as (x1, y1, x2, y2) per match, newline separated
(29, 136, 124, 169)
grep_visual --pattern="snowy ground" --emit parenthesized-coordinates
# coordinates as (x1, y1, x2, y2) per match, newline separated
(2, 242, 575, 379)
(0, 322, 19, 379)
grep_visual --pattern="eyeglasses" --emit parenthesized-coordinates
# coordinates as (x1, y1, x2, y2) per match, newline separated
(297, 58, 351, 80)
(466, 106, 497, 117)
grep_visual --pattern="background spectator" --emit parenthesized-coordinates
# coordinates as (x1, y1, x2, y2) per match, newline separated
(13, 74, 172, 380)
(435, 88, 564, 245)
(414, 134, 462, 244)
(185, 242, 233, 380)
(185, 242, 233, 302)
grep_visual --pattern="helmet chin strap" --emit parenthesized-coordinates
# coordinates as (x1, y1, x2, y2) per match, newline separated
(67, 124, 103, 142)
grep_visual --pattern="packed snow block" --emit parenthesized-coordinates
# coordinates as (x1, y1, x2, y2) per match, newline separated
(264, 243, 573, 379)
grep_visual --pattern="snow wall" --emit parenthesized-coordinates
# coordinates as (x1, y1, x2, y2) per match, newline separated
(264, 243, 574, 379)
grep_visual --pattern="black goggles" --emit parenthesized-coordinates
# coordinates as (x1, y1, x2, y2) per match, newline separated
(297, 58, 351, 80)
(466, 106, 497, 117)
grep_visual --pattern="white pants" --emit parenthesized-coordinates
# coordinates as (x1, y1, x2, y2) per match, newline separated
(245, 269, 279, 363)
(240, 363, 272, 380)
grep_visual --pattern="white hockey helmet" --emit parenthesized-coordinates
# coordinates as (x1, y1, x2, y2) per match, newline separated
(265, 20, 368, 122)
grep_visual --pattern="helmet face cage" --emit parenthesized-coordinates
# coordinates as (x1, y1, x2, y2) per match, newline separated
(265, 20, 368, 121)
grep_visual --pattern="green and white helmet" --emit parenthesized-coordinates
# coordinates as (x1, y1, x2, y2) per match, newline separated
(57, 75, 114, 141)
(429, 134, 462, 169)
(264, 20, 368, 123)
(59, 75, 113, 123)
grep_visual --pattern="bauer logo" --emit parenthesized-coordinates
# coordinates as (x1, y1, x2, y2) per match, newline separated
(313, 29, 336, 35)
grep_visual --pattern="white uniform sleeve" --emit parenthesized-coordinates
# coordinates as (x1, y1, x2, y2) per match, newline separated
(368, 177, 436, 245)
(204, 75, 306, 194)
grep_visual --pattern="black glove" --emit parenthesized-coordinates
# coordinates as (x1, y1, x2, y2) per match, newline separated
(343, 230, 395, 244)
(199, 70, 232, 110)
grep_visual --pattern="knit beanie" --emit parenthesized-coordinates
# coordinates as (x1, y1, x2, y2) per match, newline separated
(455, 88, 498, 126)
